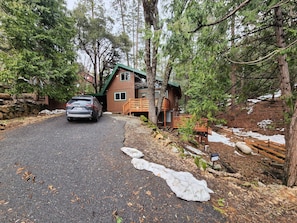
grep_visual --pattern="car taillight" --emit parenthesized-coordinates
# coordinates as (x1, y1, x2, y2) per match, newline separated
(86, 104, 94, 108)
(66, 103, 71, 107)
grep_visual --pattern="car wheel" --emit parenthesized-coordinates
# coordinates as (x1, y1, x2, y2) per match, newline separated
(67, 118, 73, 122)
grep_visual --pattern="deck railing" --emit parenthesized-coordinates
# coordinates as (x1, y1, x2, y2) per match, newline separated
(172, 115, 212, 134)
(123, 98, 170, 115)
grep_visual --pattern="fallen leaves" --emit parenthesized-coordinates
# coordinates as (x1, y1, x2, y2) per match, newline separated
(16, 166, 36, 183)
(16, 167, 25, 175)
(71, 193, 81, 203)
(48, 185, 58, 193)
(0, 200, 9, 205)
(15, 163, 58, 195)
(23, 171, 36, 182)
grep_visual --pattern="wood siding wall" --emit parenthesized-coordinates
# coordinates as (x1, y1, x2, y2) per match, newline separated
(106, 68, 135, 113)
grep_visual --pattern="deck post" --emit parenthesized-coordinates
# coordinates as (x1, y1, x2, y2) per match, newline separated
(164, 110, 166, 127)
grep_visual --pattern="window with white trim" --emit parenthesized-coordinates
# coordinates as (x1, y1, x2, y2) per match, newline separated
(114, 92, 126, 101)
(120, 72, 130, 81)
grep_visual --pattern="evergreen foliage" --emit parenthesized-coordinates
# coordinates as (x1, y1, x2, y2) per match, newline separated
(167, 0, 297, 120)
(0, 0, 78, 101)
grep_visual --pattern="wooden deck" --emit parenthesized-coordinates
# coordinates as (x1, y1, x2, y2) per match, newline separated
(123, 98, 170, 115)
(172, 115, 212, 144)
(172, 115, 211, 133)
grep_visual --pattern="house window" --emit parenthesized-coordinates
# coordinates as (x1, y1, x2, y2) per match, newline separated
(114, 92, 126, 101)
(120, 72, 130, 81)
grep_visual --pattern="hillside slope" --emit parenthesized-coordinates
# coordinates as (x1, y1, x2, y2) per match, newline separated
(217, 98, 284, 136)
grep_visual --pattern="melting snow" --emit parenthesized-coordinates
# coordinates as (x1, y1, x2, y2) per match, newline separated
(39, 109, 65, 115)
(211, 91, 285, 146)
(209, 127, 285, 145)
(121, 148, 213, 202)
(121, 147, 144, 158)
(232, 128, 285, 145)
(246, 90, 282, 115)
(257, 119, 273, 129)
(208, 131, 235, 147)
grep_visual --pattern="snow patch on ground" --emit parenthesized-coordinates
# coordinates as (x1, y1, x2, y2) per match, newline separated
(257, 119, 273, 130)
(232, 128, 285, 144)
(209, 131, 235, 147)
(121, 147, 144, 158)
(131, 158, 213, 202)
(246, 90, 281, 115)
(121, 147, 213, 202)
(209, 127, 285, 146)
(39, 109, 65, 115)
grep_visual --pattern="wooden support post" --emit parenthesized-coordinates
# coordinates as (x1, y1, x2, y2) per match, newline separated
(164, 110, 167, 127)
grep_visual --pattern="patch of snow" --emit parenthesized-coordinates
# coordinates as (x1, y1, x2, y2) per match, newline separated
(247, 98, 262, 104)
(39, 109, 65, 115)
(103, 112, 112, 115)
(237, 131, 285, 145)
(247, 106, 253, 115)
(209, 127, 285, 146)
(131, 158, 213, 202)
(257, 119, 272, 130)
(231, 127, 285, 144)
(245, 90, 281, 115)
(121, 147, 144, 158)
(257, 90, 281, 100)
(208, 131, 235, 147)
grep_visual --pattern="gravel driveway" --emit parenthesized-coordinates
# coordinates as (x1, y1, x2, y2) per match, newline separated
(0, 114, 225, 222)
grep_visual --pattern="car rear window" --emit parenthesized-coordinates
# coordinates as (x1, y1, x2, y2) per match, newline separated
(69, 99, 91, 106)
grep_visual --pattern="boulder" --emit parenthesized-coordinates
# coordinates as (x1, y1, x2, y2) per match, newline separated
(235, 142, 252, 155)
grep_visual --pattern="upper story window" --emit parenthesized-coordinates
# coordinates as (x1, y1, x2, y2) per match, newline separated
(120, 72, 130, 81)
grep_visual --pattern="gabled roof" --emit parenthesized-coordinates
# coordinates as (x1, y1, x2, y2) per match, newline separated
(100, 63, 181, 96)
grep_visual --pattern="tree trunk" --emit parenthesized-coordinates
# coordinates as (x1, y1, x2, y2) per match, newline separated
(142, 0, 159, 124)
(274, 6, 296, 186)
(135, 0, 141, 68)
(286, 102, 297, 186)
(230, 14, 237, 110)
(91, 0, 98, 93)
(118, 0, 130, 66)
(156, 59, 172, 118)
(93, 54, 98, 93)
